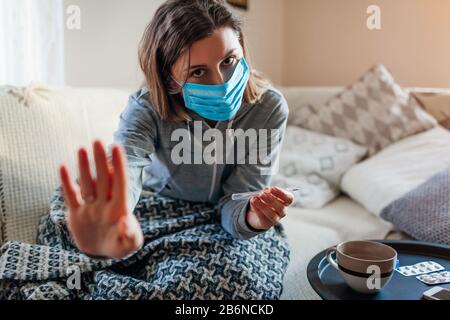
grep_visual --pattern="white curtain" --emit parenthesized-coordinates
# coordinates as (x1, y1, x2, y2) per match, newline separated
(0, 0, 65, 86)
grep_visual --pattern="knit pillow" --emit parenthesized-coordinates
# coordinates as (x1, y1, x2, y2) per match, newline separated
(0, 84, 92, 244)
(380, 166, 450, 245)
(0, 84, 131, 245)
(290, 64, 437, 155)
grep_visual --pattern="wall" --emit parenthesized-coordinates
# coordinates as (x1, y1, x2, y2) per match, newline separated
(63, 0, 164, 88)
(63, 0, 286, 88)
(239, 0, 285, 85)
(283, 0, 450, 88)
(63, 0, 450, 88)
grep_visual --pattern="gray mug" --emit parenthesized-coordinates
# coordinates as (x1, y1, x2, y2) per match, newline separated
(326, 240, 398, 294)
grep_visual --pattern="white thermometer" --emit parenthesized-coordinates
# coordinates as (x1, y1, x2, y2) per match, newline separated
(231, 187, 301, 201)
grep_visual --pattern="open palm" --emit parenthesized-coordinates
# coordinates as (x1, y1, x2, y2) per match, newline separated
(59, 140, 143, 259)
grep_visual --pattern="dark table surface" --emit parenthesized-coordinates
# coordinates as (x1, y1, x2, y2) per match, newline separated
(307, 240, 450, 300)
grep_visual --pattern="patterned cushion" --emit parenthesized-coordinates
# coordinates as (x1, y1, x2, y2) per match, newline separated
(290, 64, 437, 155)
(380, 166, 450, 245)
(272, 126, 367, 209)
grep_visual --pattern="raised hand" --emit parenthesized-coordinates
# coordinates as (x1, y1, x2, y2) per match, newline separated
(59, 140, 143, 259)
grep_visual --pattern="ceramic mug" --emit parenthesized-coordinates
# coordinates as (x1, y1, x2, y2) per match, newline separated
(326, 240, 398, 294)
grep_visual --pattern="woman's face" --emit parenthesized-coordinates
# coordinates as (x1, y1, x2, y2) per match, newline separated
(171, 26, 244, 89)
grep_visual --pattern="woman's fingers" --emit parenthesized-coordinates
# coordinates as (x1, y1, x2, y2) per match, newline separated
(259, 190, 286, 218)
(106, 160, 114, 201)
(270, 186, 294, 206)
(249, 185, 294, 228)
(78, 148, 96, 203)
(251, 211, 273, 230)
(251, 197, 280, 225)
(93, 140, 111, 202)
(59, 165, 81, 212)
(111, 145, 128, 210)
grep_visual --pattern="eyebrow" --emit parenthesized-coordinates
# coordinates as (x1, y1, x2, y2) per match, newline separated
(185, 48, 239, 72)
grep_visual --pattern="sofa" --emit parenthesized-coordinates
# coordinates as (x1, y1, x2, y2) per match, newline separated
(0, 83, 448, 300)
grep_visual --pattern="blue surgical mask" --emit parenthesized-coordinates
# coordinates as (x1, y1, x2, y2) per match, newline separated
(180, 57, 250, 121)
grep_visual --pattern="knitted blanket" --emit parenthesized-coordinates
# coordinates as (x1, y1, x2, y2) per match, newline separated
(0, 186, 290, 300)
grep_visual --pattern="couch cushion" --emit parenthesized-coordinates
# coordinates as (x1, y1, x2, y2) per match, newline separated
(277, 86, 342, 125)
(287, 65, 437, 156)
(0, 84, 129, 244)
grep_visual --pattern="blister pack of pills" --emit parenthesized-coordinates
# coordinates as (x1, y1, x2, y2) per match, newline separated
(416, 271, 450, 285)
(395, 261, 445, 277)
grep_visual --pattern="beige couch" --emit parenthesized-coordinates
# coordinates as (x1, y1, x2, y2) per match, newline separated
(0, 84, 414, 300)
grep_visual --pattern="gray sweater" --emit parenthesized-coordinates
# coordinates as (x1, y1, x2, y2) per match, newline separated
(109, 86, 289, 240)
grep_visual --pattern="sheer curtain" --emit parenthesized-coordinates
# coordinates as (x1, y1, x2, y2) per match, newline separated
(0, 0, 65, 86)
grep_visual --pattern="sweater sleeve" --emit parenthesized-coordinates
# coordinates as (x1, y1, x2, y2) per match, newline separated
(107, 92, 158, 215)
(218, 90, 289, 240)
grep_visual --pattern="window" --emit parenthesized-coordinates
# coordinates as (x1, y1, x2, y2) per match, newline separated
(0, 0, 64, 86)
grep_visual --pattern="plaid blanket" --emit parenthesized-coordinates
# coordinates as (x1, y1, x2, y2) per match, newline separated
(0, 186, 290, 300)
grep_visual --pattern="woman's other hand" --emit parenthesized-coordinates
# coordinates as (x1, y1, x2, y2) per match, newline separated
(246, 187, 294, 231)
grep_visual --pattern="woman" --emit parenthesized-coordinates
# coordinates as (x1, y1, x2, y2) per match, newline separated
(59, 0, 293, 296)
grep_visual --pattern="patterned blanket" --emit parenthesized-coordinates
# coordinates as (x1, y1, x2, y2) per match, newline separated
(0, 186, 290, 300)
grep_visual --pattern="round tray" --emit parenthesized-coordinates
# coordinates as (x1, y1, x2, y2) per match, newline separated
(307, 240, 450, 300)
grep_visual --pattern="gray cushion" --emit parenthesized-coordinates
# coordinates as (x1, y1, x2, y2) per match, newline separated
(380, 166, 450, 245)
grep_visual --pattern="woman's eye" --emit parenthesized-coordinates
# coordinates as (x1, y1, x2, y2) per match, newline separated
(222, 56, 236, 66)
(191, 69, 205, 78)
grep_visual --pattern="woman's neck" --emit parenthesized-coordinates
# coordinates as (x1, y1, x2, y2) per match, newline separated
(205, 120, 218, 128)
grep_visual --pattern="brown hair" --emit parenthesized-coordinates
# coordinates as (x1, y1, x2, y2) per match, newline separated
(138, 0, 270, 122)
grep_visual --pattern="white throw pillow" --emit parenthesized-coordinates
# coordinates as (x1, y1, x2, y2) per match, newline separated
(272, 126, 367, 209)
(341, 126, 450, 216)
